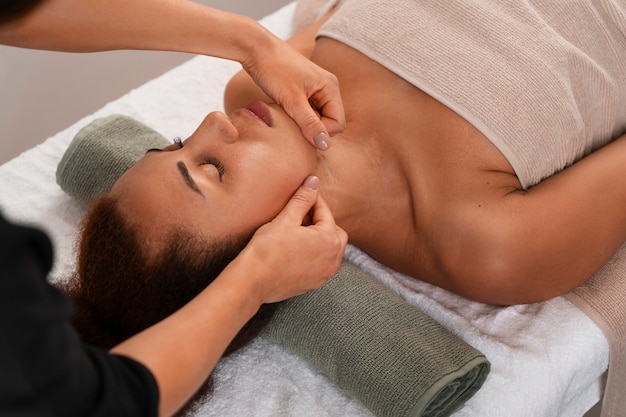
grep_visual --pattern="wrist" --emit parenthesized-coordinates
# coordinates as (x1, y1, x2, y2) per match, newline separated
(236, 16, 281, 72)
(216, 247, 268, 312)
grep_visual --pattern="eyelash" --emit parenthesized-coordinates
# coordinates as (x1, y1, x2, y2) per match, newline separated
(207, 157, 225, 178)
(172, 137, 224, 178)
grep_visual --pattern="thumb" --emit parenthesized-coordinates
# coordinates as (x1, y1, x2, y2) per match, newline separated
(285, 97, 333, 151)
(275, 175, 320, 224)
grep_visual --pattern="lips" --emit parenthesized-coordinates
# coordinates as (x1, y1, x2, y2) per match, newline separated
(245, 101, 274, 127)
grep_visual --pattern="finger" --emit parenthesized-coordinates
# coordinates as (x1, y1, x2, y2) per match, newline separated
(317, 97, 346, 136)
(309, 194, 340, 231)
(311, 195, 348, 250)
(310, 85, 346, 136)
(315, 196, 348, 272)
(336, 225, 349, 259)
(284, 96, 334, 150)
(275, 175, 320, 224)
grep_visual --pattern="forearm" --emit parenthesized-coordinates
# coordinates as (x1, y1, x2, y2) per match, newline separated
(110, 255, 262, 417)
(0, 0, 272, 62)
(107, 175, 344, 416)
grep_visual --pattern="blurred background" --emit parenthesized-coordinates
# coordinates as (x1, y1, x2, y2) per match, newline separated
(0, 0, 292, 164)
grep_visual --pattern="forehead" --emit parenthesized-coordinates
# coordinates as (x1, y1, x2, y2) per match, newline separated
(110, 153, 253, 246)
(111, 158, 199, 228)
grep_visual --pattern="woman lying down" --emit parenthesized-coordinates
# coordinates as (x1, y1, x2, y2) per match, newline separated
(68, 0, 626, 355)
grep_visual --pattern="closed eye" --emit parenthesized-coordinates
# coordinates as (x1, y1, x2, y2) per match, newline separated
(207, 157, 225, 179)
(145, 138, 222, 187)
(146, 137, 184, 154)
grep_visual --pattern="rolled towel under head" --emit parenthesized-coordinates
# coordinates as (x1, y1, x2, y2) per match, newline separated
(56, 114, 170, 202)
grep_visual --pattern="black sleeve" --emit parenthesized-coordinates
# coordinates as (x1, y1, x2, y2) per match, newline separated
(0, 214, 159, 417)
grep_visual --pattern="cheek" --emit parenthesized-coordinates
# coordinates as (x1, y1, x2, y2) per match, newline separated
(239, 149, 309, 217)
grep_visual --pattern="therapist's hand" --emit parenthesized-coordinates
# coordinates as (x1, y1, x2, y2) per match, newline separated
(239, 175, 347, 305)
(242, 38, 345, 150)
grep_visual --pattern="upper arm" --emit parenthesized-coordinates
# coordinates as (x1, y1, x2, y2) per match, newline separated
(442, 134, 626, 304)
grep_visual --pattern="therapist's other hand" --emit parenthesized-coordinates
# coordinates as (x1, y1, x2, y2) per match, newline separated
(240, 175, 347, 305)
(243, 38, 345, 150)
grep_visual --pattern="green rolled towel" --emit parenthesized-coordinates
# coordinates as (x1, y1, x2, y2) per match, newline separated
(56, 114, 170, 201)
(263, 263, 490, 417)
(57, 115, 490, 417)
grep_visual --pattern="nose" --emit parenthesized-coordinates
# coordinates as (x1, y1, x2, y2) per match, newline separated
(204, 111, 239, 143)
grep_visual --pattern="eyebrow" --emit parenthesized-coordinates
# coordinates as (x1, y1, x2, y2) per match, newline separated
(177, 161, 205, 197)
(144, 149, 204, 197)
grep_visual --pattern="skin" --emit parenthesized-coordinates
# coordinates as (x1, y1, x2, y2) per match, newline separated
(0, 0, 345, 147)
(112, 181, 346, 417)
(1, 1, 348, 416)
(114, 12, 626, 308)
(112, 105, 319, 254)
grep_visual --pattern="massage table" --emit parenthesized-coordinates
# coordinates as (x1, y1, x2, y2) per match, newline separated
(0, 3, 613, 416)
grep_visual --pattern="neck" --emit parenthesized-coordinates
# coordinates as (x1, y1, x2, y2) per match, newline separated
(315, 124, 414, 246)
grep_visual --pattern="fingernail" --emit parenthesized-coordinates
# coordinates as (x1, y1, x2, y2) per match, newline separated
(303, 175, 319, 190)
(314, 132, 332, 150)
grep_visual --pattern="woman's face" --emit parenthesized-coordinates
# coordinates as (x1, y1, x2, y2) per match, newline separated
(110, 101, 318, 244)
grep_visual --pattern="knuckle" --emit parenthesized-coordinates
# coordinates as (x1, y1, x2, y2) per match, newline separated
(302, 113, 322, 130)
(291, 189, 313, 206)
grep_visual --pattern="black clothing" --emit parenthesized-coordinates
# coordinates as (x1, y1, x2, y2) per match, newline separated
(0, 213, 159, 416)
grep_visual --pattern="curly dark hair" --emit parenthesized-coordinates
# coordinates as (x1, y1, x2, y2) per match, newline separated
(0, 0, 42, 23)
(62, 195, 278, 415)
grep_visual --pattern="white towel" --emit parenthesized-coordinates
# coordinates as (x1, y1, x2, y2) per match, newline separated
(0, 2, 608, 416)
(315, 0, 626, 189)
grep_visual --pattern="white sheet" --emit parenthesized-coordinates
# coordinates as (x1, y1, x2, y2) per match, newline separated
(0, 2, 609, 416)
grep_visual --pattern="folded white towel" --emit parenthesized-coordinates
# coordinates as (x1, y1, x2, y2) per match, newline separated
(0, 2, 608, 416)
